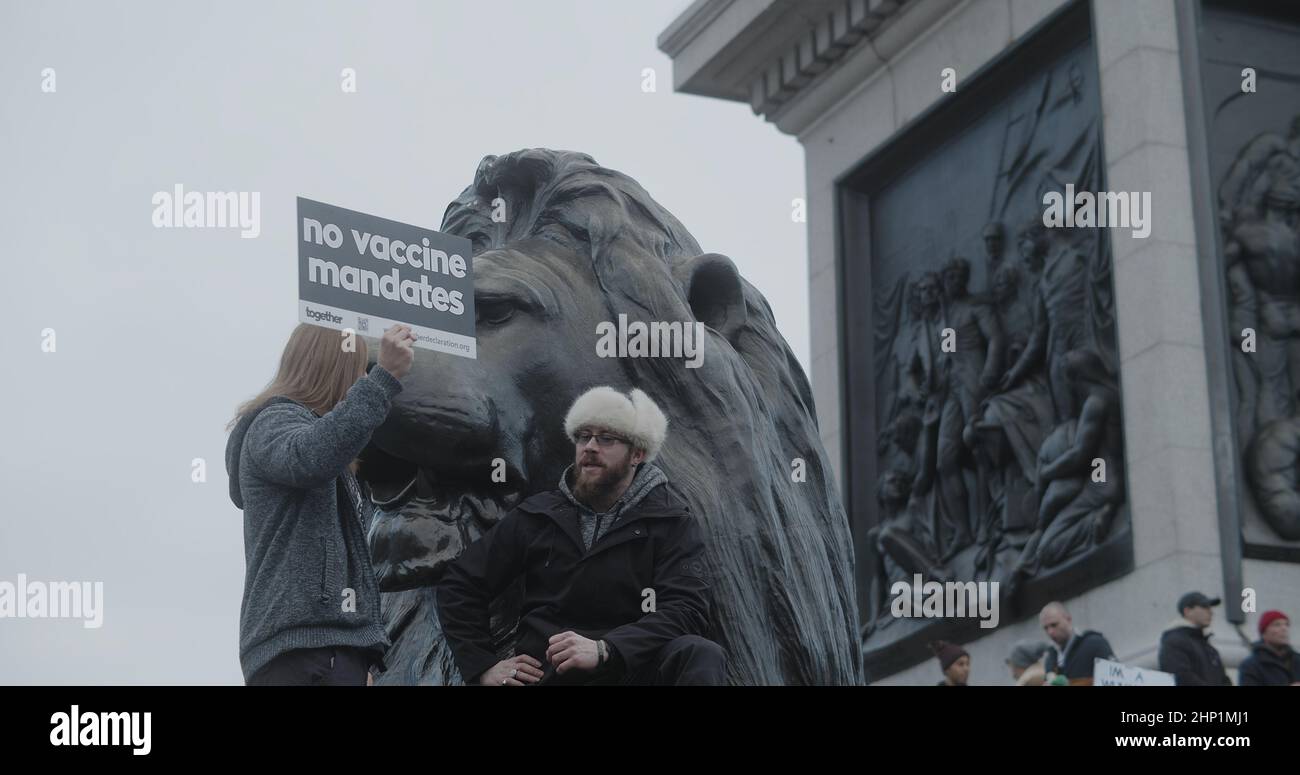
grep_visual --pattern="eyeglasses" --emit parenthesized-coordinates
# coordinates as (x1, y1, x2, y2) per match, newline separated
(573, 431, 628, 447)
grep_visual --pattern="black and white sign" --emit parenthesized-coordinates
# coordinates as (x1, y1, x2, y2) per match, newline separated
(297, 197, 476, 358)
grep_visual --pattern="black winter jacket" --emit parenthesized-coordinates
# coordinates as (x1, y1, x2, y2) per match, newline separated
(1238, 640, 1300, 686)
(1158, 622, 1232, 686)
(1043, 630, 1114, 680)
(436, 475, 712, 684)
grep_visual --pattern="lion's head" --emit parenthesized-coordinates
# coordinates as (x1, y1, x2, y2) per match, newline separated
(361, 149, 862, 685)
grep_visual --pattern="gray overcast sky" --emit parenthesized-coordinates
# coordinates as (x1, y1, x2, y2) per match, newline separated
(0, 1, 809, 683)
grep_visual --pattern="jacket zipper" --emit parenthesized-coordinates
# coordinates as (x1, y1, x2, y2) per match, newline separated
(345, 479, 384, 618)
(591, 510, 604, 554)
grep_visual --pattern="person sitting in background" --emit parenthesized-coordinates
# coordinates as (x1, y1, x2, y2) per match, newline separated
(1158, 591, 1232, 686)
(1039, 601, 1114, 683)
(931, 640, 970, 686)
(1239, 610, 1300, 686)
(1006, 639, 1053, 686)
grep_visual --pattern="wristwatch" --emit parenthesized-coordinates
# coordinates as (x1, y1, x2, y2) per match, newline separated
(597, 639, 609, 665)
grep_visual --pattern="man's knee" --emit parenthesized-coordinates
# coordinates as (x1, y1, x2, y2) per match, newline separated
(662, 635, 726, 667)
(653, 635, 727, 685)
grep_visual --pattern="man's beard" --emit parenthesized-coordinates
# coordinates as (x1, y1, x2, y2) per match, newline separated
(573, 454, 632, 504)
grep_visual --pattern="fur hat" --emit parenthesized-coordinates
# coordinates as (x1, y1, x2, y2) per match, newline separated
(564, 387, 668, 462)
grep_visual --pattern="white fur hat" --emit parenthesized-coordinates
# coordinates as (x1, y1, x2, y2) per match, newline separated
(563, 387, 669, 462)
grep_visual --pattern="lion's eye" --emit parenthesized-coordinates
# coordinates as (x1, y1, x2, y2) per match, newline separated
(537, 214, 589, 246)
(475, 298, 516, 327)
(567, 223, 590, 243)
(538, 220, 573, 245)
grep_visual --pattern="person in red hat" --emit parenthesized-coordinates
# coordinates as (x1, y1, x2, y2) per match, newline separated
(1239, 610, 1300, 686)
(931, 640, 970, 686)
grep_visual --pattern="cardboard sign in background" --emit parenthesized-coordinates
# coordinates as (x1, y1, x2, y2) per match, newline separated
(1093, 658, 1176, 686)
(297, 197, 476, 358)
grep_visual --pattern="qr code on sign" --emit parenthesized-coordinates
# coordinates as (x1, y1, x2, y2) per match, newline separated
(357, 317, 369, 333)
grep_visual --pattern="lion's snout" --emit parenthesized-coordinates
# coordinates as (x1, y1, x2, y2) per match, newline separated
(374, 393, 499, 469)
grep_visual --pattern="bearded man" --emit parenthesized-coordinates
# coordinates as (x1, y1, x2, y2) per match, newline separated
(436, 386, 724, 686)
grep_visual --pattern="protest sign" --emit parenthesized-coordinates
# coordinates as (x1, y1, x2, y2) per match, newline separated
(297, 197, 476, 358)
(1093, 658, 1176, 686)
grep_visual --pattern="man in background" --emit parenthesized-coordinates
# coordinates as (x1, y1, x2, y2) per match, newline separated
(1039, 601, 1114, 683)
(1239, 609, 1300, 686)
(1158, 591, 1232, 686)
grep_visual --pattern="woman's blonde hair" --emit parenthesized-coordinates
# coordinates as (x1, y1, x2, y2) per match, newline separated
(228, 324, 369, 431)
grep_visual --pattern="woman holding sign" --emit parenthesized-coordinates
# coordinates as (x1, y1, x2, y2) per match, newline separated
(225, 323, 415, 685)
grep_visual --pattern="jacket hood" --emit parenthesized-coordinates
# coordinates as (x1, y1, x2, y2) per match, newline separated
(1250, 639, 1298, 657)
(225, 396, 303, 510)
(1161, 617, 1208, 636)
(524, 464, 687, 521)
(558, 462, 668, 516)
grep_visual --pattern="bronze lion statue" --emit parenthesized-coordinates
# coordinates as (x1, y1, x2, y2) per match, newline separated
(359, 148, 862, 685)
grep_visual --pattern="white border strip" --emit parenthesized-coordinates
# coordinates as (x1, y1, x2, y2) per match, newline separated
(298, 299, 476, 359)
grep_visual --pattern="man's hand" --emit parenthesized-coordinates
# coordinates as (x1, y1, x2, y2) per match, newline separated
(546, 631, 600, 675)
(367, 671, 374, 687)
(478, 655, 544, 686)
(378, 324, 416, 380)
